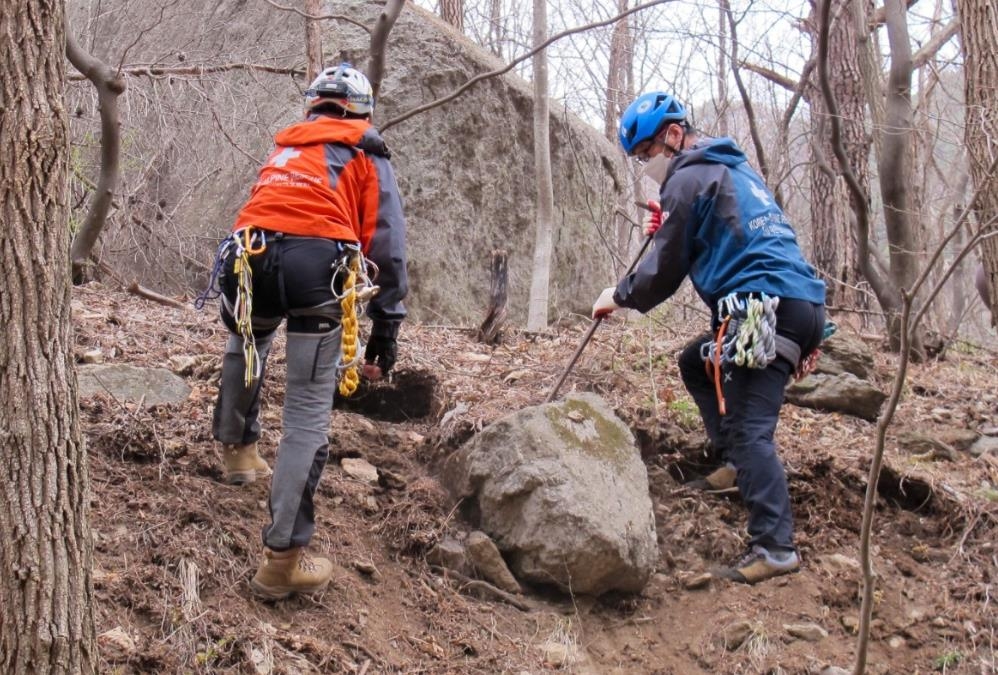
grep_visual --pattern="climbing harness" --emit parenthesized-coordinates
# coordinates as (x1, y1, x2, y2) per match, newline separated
(332, 246, 379, 398)
(195, 227, 268, 388)
(794, 320, 837, 381)
(701, 293, 781, 416)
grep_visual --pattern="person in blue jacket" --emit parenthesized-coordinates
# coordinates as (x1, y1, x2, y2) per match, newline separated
(592, 91, 827, 584)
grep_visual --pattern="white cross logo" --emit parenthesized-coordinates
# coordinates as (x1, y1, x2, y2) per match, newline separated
(271, 147, 301, 167)
(750, 181, 772, 207)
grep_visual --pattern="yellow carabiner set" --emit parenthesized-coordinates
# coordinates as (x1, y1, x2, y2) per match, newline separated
(231, 227, 267, 387)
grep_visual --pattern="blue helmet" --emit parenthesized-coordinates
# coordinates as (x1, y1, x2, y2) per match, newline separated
(618, 92, 687, 155)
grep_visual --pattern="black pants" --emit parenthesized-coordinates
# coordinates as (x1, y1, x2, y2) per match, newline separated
(678, 298, 824, 550)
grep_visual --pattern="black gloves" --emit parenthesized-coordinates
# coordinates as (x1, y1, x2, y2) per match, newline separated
(365, 321, 400, 375)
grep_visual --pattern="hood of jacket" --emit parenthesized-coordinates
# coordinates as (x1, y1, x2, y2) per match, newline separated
(671, 136, 747, 173)
(275, 117, 376, 149)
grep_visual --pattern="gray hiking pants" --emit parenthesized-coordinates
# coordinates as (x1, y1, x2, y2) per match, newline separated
(212, 234, 347, 550)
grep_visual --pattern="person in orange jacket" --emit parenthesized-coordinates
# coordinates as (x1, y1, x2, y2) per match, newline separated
(207, 63, 408, 600)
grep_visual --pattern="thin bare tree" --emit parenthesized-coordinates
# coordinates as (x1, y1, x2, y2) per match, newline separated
(527, 0, 555, 330)
(305, 0, 324, 81)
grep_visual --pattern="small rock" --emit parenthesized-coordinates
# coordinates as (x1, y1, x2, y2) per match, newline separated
(250, 646, 273, 675)
(539, 641, 576, 667)
(466, 531, 521, 594)
(98, 626, 136, 656)
(719, 619, 754, 650)
(341, 457, 379, 483)
(352, 559, 380, 578)
(82, 349, 104, 364)
(784, 622, 828, 642)
(168, 354, 198, 375)
(888, 635, 905, 649)
(819, 667, 850, 675)
(683, 572, 713, 590)
(820, 553, 860, 573)
(426, 537, 469, 574)
(378, 467, 407, 490)
(841, 615, 859, 634)
(969, 436, 998, 457)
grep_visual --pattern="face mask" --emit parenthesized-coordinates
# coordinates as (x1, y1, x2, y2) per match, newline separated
(641, 153, 672, 185)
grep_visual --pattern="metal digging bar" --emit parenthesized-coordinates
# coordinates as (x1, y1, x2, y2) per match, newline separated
(545, 202, 659, 403)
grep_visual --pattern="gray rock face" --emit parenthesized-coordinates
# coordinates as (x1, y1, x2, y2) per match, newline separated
(786, 373, 886, 421)
(77, 364, 191, 407)
(814, 331, 875, 379)
(70, 0, 625, 324)
(443, 393, 658, 596)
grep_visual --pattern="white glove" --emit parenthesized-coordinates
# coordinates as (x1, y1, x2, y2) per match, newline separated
(592, 286, 619, 319)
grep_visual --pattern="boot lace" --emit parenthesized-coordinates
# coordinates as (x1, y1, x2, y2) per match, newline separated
(298, 550, 319, 573)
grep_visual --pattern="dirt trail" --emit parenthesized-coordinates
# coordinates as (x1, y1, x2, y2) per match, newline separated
(74, 283, 997, 674)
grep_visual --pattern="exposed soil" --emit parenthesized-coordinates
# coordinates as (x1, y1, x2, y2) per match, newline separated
(73, 283, 998, 674)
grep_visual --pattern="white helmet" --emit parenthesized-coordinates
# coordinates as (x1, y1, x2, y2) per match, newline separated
(304, 63, 374, 116)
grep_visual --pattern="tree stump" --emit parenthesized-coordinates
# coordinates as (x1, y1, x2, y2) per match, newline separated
(477, 249, 508, 345)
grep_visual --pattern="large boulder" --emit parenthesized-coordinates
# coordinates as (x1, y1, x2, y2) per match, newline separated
(68, 0, 626, 324)
(443, 393, 658, 596)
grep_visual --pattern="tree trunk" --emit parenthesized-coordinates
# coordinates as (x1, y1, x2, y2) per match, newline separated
(955, 0, 998, 325)
(806, 0, 869, 315)
(439, 0, 464, 31)
(304, 0, 323, 81)
(478, 250, 508, 344)
(878, 0, 922, 351)
(604, 0, 634, 268)
(526, 0, 554, 331)
(0, 1, 97, 672)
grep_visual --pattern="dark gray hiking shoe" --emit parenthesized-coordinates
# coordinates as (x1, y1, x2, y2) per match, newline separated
(686, 463, 738, 494)
(715, 545, 800, 584)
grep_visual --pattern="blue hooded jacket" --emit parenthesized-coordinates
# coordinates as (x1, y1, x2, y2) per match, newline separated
(614, 137, 825, 316)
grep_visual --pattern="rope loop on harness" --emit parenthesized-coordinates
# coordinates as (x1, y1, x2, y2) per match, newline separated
(701, 292, 781, 416)
(230, 227, 267, 387)
(334, 246, 379, 398)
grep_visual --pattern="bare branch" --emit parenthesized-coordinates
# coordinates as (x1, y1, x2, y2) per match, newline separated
(911, 18, 959, 70)
(262, 0, 370, 32)
(739, 61, 798, 91)
(68, 62, 303, 81)
(66, 21, 126, 282)
(381, 0, 676, 132)
(368, 0, 406, 103)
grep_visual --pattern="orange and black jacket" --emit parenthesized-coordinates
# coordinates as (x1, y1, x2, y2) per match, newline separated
(234, 116, 408, 325)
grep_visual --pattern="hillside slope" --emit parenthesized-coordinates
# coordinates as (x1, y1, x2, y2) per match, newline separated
(75, 284, 997, 674)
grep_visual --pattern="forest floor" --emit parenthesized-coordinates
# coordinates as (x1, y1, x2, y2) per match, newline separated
(73, 283, 998, 675)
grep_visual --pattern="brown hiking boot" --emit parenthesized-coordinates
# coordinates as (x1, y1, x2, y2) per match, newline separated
(222, 442, 271, 485)
(715, 545, 800, 584)
(686, 463, 738, 494)
(250, 547, 334, 600)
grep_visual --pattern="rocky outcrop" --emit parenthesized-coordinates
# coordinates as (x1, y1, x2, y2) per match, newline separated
(68, 0, 626, 324)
